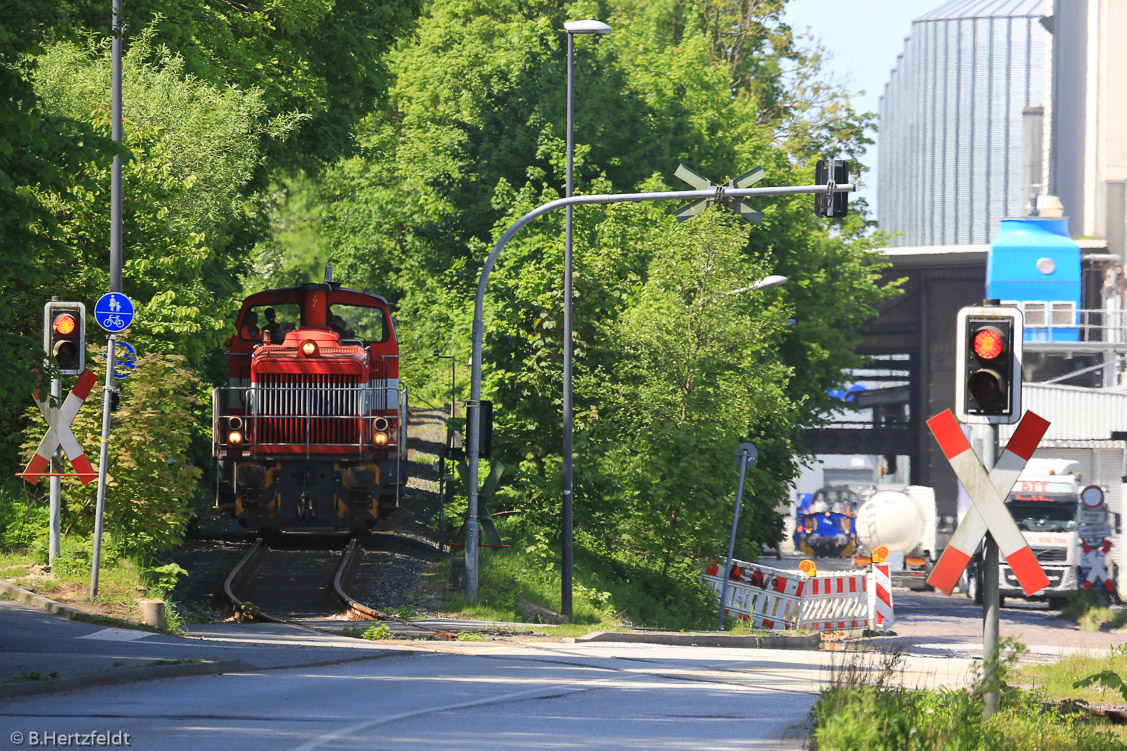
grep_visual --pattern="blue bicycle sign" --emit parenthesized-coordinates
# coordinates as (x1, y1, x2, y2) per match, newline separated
(94, 293, 135, 332)
(100, 341, 138, 379)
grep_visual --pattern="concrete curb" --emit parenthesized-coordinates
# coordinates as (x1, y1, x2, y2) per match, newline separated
(0, 660, 254, 699)
(575, 630, 822, 649)
(0, 579, 89, 620)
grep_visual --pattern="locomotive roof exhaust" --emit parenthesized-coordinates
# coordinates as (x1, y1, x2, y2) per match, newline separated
(324, 265, 333, 284)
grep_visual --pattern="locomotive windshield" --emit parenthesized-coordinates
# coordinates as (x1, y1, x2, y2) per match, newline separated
(239, 303, 301, 343)
(328, 303, 389, 343)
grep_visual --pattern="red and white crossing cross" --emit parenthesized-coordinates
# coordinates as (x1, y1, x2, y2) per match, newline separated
(926, 409, 1051, 597)
(21, 370, 98, 485)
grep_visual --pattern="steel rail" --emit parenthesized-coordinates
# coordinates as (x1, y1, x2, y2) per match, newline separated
(222, 538, 457, 639)
(333, 538, 457, 640)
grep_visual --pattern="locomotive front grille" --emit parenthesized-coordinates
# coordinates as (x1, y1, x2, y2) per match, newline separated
(254, 373, 363, 449)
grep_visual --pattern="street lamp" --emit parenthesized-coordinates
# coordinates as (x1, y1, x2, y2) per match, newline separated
(562, 18, 610, 618)
(752, 274, 788, 290)
(701, 274, 789, 307)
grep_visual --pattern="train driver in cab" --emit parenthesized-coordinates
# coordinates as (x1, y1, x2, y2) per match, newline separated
(240, 311, 260, 341)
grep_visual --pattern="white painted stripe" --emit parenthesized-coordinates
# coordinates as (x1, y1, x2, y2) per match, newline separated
(58, 432, 84, 462)
(948, 450, 1031, 557)
(290, 684, 586, 751)
(78, 628, 154, 642)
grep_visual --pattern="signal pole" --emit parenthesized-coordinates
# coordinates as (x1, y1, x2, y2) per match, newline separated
(980, 423, 1001, 719)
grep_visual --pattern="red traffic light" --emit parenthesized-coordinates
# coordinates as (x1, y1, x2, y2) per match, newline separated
(972, 327, 1005, 360)
(53, 313, 78, 337)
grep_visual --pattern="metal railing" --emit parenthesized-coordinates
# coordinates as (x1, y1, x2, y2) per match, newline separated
(1013, 305, 1127, 343)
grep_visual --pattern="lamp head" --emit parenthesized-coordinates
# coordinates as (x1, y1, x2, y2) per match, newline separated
(752, 275, 789, 290)
(564, 20, 612, 34)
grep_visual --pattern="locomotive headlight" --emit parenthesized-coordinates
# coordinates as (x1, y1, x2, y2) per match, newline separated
(373, 431, 389, 448)
(228, 430, 244, 446)
(301, 340, 318, 357)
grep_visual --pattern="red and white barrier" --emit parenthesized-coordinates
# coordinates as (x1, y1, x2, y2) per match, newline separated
(703, 562, 805, 629)
(869, 563, 894, 627)
(703, 559, 895, 632)
(797, 569, 871, 631)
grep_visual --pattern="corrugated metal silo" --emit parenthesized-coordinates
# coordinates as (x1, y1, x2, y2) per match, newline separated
(878, 0, 1049, 247)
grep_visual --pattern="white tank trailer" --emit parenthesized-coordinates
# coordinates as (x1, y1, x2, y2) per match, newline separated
(853, 486, 938, 590)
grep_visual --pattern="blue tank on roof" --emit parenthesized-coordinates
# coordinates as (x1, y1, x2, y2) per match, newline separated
(986, 218, 1081, 342)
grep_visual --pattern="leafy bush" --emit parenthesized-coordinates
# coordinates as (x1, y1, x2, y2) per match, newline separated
(0, 480, 49, 550)
(20, 350, 203, 554)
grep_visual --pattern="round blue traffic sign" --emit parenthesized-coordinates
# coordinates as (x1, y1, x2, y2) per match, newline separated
(94, 293, 135, 332)
(108, 341, 137, 379)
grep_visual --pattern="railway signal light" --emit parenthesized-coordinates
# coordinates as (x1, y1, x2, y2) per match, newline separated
(43, 301, 86, 376)
(815, 159, 850, 218)
(955, 305, 1023, 424)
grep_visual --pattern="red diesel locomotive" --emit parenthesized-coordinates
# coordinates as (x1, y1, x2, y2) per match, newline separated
(212, 274, 407, 534)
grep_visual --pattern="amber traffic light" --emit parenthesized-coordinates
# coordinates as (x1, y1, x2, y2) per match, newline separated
(44, 301, 86, 376)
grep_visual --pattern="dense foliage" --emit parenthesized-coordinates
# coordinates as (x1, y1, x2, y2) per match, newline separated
(2, 0, 897, 609)
(20, 350, 204, 553)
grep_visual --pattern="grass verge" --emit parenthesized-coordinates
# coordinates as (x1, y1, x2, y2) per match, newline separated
(0, 536, 186, 633)
(1015, 647, 1127, 706)
(433, 525, 719, 632)
(808, 644, 1127, 750)
(1060, 591, 1127, 632)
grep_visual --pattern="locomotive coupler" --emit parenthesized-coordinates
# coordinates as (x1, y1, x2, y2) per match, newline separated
(297, 491, 316, 520)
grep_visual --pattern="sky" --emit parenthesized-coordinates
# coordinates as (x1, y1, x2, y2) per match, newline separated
(782, 0, 939, 209)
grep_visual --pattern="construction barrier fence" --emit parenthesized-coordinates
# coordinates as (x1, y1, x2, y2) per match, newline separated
(703, 559, 894, 632)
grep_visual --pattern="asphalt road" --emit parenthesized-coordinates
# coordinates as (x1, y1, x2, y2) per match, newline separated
(0, 599, 982, 751)
(4, 555, 1126, 751)
(0, 623, 827, 751)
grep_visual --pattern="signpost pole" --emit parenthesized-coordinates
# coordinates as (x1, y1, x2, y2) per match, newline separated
(90, 335, 117, 598)
(719, 443, 757, 630)
(88, 294, 133, 598)
(981, 422, 1001, 719)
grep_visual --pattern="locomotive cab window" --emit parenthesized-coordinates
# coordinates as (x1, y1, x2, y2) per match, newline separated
(238, 303, 301, 343)
(328, 303, 388, 343)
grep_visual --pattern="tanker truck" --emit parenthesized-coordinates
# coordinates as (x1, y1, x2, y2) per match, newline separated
(851, 485, 939, 591)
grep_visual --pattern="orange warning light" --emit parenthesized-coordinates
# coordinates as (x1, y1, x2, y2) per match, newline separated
(872, 546, 889, 564)
(53, 314, 78, 336)
(799, 559, 817, 577)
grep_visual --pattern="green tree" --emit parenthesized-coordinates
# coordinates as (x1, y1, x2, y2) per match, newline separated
(51, 0, 421, 162)
(0, 0, 109, 464)
(26, 30, 294, 363)
(289, 0, 897, 575)
(589, 210, 794, 573)
(21, 351, 203, 552)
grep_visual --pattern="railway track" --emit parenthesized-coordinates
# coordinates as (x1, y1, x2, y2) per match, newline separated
(223, 537, 455, 639)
